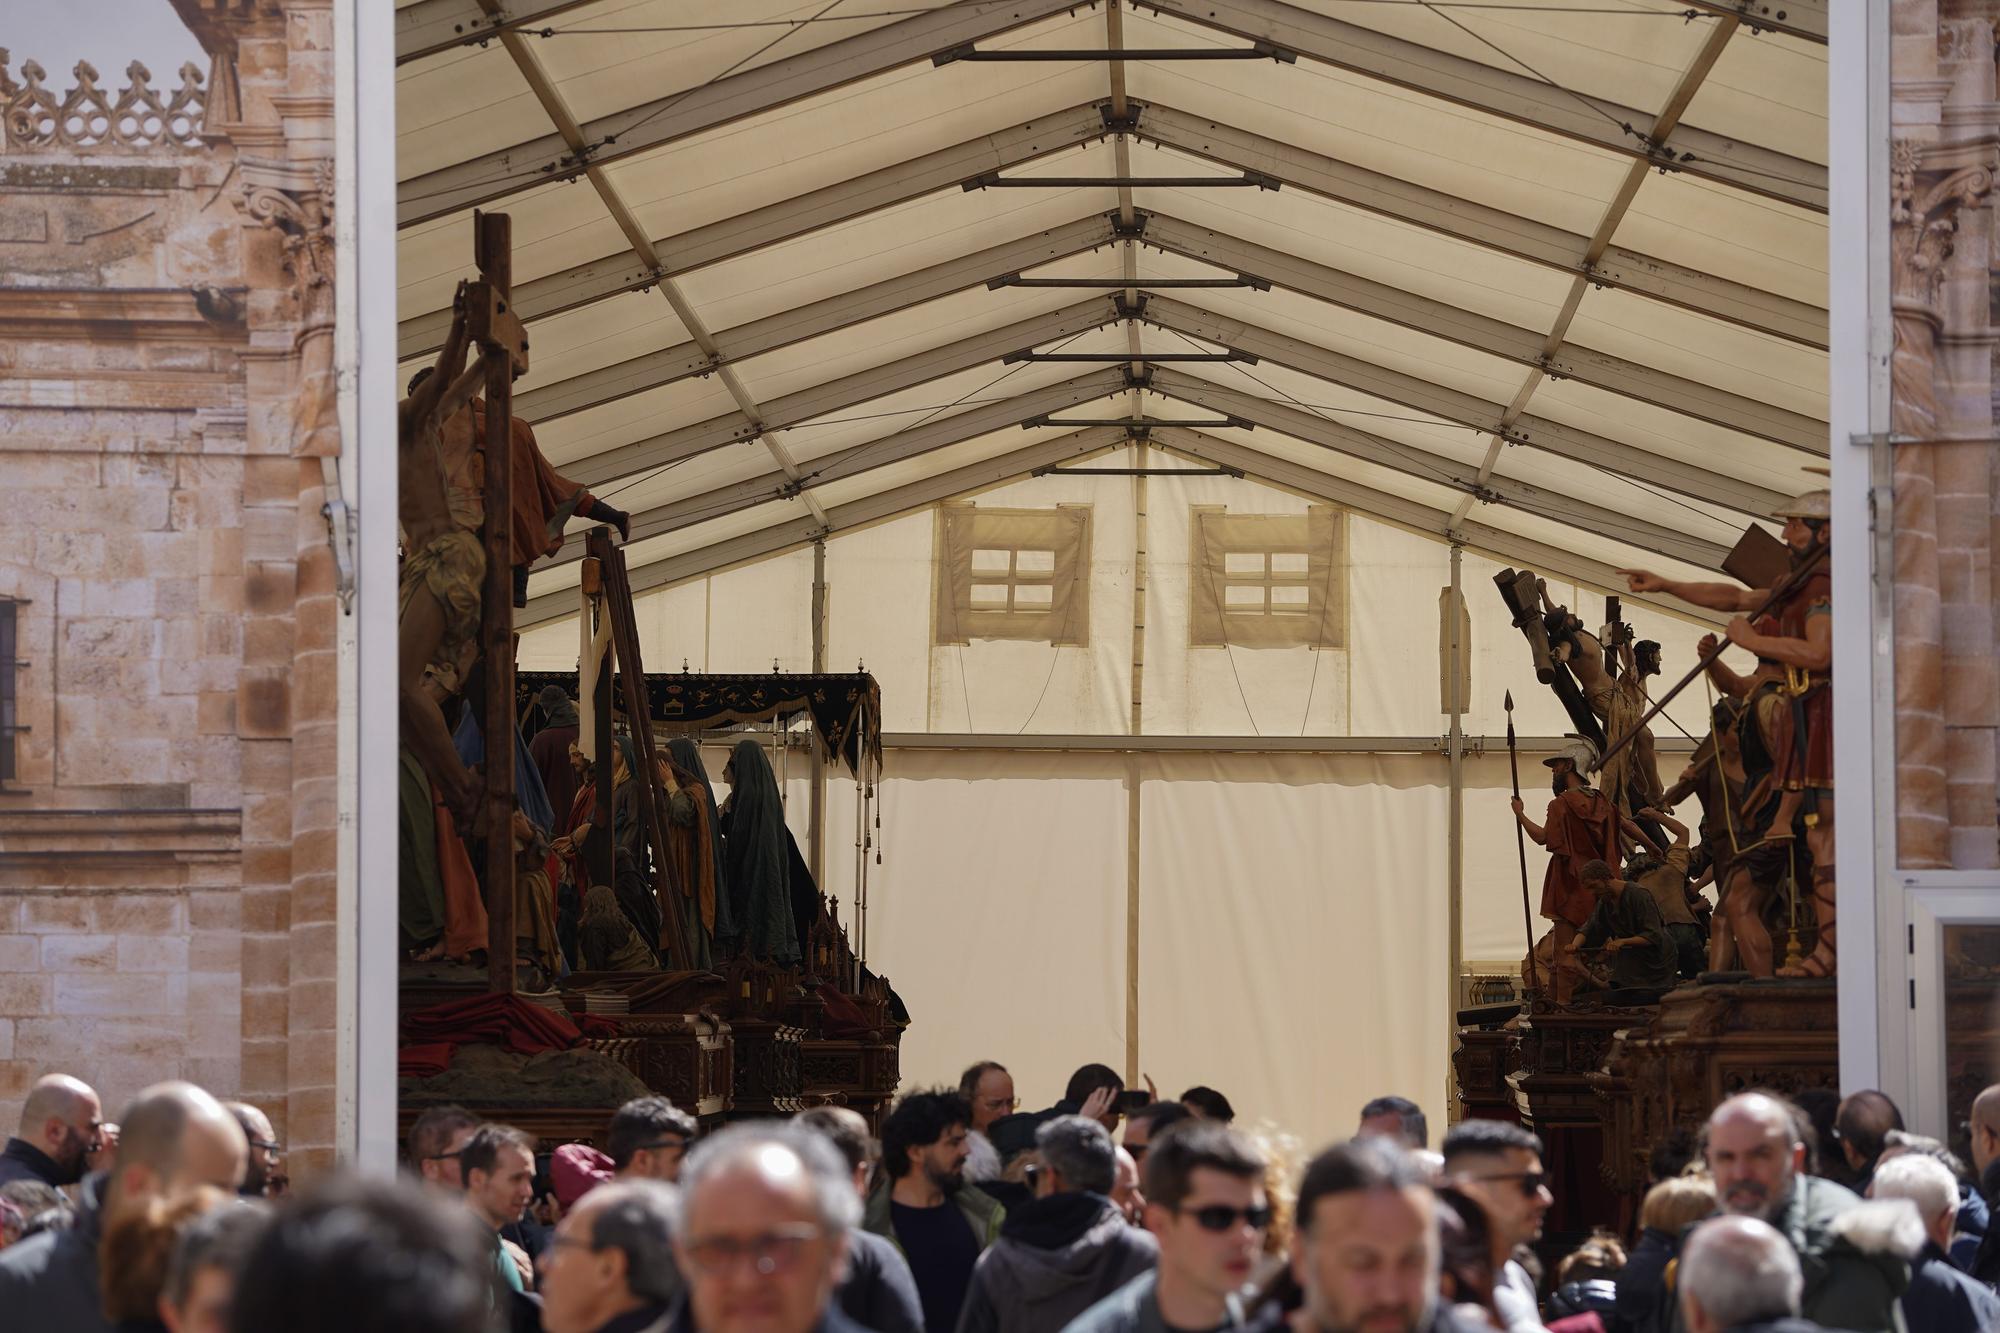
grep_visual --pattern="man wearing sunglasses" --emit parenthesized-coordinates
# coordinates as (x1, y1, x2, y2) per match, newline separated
(609, 1096, 698, 1185)
(1440, 1120, 1553, 1333)
(670, 1123, 873, 1333)
(1067, 1121, 1269, 1333)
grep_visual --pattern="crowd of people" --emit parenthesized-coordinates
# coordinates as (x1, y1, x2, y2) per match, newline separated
(3, 1061, 2000, 1333)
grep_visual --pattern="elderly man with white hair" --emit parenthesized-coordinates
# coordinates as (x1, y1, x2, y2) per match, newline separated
(1677, 1216, 1818, 1333)
(1868, 1154, 2000, 1333)
(668, 1122, 873, 1333)
(1700, 1092, 1906, 1332)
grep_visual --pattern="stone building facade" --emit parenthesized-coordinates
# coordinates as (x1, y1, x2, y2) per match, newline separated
(1891, 0, 2000, 871)
(0, 0, 343, 1175)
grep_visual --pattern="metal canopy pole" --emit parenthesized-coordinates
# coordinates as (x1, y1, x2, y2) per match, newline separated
(1445, 543, 1466, 1106)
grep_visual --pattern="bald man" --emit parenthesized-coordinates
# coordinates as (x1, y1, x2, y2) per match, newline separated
(1676, 1216, 1806, 1333)
(0, 1073, 102, 1189)
(1967, 1085, 2000, 1286)
(0, 1081, 247, 1332)
(1701, 1092, 1903, 1332)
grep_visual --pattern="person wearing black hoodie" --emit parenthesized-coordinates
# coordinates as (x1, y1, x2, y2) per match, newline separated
(955, 1116, 1156, 1333)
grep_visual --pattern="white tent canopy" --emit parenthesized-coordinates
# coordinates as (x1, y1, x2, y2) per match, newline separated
(396, 0, 1826, 1145)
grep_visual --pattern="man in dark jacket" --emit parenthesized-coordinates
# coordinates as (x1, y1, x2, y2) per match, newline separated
(957, 1116, 1156, 1333)
(1968, 1083, 2000, 1285)
(0, 1081, 247, 1333)
(1868, 1154, 2000, 1333)
(1677, 1215, 1830, 1333)
(1832, 1092, 1903, 1196)
(1702, 1093, 1905, 1331)
(539, 1180, 679, 1333)
(864, 1091, 1004, 1333)
(798, 1106, 925, 1333)
(0, 1073, 101, 1189)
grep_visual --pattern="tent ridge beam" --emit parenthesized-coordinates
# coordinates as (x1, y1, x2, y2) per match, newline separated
(397, 0, 1090, 225)
(398, 102, 1114, 360)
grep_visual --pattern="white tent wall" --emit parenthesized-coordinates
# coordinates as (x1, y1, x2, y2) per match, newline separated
(516, 471, 1757, 1136)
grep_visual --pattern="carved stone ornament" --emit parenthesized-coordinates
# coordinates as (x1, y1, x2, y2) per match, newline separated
(1890, 138, 1993, 308)
(234, 156, 333, 308)
(0, 54, 207, 151)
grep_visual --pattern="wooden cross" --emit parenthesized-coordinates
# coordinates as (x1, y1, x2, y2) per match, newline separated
(469, 210, 528, 995)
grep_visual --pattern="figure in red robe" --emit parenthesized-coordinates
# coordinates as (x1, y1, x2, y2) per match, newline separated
(1513, 738, 1621, 1001)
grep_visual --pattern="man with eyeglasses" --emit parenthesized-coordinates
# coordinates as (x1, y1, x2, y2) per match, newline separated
(1067, 1120, 1268, 1333)
(409, 1103, 482, 1189)
(609, 1096, 698, 1184)
(0, 1073, 102, 1189)
(958, 1062, 1016, 1183)
(1440, 1120, 1554, 1333)
(540, 1179, 681, 1333)
(226, 1101, 284, 1198)
(669, 1122, 874, 1333)
(958, 1116, 1156, 1333)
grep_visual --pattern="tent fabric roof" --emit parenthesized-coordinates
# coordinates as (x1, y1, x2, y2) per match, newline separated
(393, 0, 1828, 631)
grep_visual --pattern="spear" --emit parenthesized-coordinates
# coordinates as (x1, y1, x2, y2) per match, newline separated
(1505, 690, 1541, 994)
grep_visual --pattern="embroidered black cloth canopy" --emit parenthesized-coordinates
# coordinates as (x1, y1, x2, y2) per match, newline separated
(518, 671, 880, 775)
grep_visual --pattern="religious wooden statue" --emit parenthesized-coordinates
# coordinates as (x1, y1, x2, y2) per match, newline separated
(1623, 482, 1833, 977)
(398, 284, 488, 826)
(1512, 737, 1623, 1002)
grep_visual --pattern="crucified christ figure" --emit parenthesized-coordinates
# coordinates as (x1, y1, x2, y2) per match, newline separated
(399, 283, 489, 827)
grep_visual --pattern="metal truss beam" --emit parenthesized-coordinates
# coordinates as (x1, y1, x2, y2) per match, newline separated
(395, 0, 594, 64)
(1136, 104, 1825, 348)
(542, 371, 1128, 566)
(563, 297, 1118, 489)
(881, 732, 1702, 752)
(1148, 427, 1729, 627)
(521, 427, 1130, 626)
(1144, 214, 1827, 453)
(1682, 1, 1826, 43)
(1139, 293, 1789, 515)
(1136, 0, 1826, 211)
(516, 215, 1121, 423)
(398, 0, 1085, 225)
(1148, 371, 1731, 570)
(399, 103, 1112, 360)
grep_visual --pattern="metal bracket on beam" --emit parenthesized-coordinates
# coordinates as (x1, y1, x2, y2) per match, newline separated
(1110, 209, 1151, 239)
(939, 42, 1294, 64)
(1099, 102, 1145, 136)
(1004, 350, 1259, 364)
(1113, 293, 1150, 320)
(1123, 367, 1154, 391)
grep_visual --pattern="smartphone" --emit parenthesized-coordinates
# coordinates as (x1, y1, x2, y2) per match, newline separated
(1117, 1089, 1151, 1113)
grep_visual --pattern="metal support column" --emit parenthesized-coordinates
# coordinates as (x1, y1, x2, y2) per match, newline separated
(810, 536, 828, 888)
(1445, 543, 1466, 1106)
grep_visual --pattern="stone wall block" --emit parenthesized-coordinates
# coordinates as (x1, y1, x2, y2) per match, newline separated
(0, 976, 51, 1016)
(41, 936, 118, 972)
(54, 972, 186, 1017)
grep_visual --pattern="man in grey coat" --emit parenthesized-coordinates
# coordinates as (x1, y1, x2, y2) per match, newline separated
(956, 1116, 1156, 1333)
